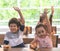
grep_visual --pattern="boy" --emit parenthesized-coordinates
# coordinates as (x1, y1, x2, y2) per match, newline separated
(3, 7, 25, 48)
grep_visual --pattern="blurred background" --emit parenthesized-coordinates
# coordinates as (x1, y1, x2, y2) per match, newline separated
(0, 0, 60, 34)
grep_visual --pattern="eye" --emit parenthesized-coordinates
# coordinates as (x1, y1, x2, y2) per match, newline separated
(38, 32, 41, 34)
(41, 30, 44, 33)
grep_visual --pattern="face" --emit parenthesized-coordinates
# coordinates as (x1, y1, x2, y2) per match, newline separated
(9, 23, 19, 33)
(36, 26, 47, 38)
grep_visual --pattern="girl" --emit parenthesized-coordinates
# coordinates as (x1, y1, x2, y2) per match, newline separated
(30, 24, 53, 49)
(30, 10, 53, 49)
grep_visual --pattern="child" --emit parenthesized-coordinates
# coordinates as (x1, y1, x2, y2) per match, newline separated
(49, 6, 54, 25)
(3, 7, 25, 48)
(30, 10, 53, 49)
(30, 24, 53, 49)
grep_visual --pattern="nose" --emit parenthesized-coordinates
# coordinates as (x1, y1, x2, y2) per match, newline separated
(40, 33, 44, 35)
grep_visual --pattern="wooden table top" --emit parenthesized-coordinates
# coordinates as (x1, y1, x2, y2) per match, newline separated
(0, 47, 60, 51)
(36, 48, 60, 51)
(0, 48, 34, 51)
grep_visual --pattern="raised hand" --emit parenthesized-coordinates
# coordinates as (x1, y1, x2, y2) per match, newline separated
(44, 8, 48, 14)
(13, 7, 20, 12)
(13, 6, 25, 25)
(51, 6, 54, 14)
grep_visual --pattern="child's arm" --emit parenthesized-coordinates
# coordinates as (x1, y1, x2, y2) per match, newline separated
(4, 34, 9, 45)
(46, 15, 51, 34)
(51, 6, 54, 15)
(13, 7, 25, 25)
(3, 34, 11, 50)
(13, 7, 25, 31)
(30, 39, 37, 50)
(49, 6, 54, 25)
(43, 9, 52, 35)
(46, 6, 54, 35)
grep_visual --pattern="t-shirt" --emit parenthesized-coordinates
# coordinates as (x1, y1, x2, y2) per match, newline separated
(4, 25, 24, 47)
(36, 36, 53, 48)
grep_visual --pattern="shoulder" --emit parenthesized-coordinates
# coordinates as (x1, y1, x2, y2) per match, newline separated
(5, 32, 12, 37)
(6, 32, 11, 35)
(46, 36, 51, 39)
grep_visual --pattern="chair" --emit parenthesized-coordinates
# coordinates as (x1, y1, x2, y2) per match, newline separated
(0, 34, 5, 45)
(23, 26, 32, 36)
(51, 26, 58, 47)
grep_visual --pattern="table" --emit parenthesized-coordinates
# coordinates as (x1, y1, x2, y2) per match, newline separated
(36, 48, 60, 51)
(23, 34, 34, 44)
(0, 47, 60, 51)
(0, 48, 34, 51)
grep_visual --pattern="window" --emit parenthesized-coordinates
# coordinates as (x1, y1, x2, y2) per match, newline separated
(0, 0, 60, 34)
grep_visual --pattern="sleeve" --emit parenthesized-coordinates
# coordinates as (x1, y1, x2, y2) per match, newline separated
(20, 25, 25, 31)
(4, 34, 9, 45)
(49, 14, 53, 25)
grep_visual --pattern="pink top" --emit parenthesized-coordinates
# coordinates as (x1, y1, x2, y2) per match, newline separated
(36, 36, 53, 48)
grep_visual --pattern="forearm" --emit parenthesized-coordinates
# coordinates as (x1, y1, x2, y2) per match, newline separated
(18, 10, 23, 19)
(30, 42, 37, 50)
(49, 14, 53, 25)
(30, 39, 37, 49)
(18, 11, 25, 24)
(13, 7, 25, 24)
(49, 6, 54, 25)
(45, 16, 51, 34)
